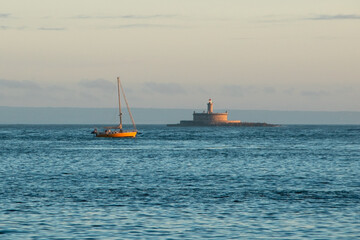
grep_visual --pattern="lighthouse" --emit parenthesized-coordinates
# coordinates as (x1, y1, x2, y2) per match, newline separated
(191, 99, 230, 124)
(207, 99, 213, 114)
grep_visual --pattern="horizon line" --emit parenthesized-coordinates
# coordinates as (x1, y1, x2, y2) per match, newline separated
(1, 105, 360, 113)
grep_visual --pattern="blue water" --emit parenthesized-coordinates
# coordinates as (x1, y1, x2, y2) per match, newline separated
(0, 125, 359, 239)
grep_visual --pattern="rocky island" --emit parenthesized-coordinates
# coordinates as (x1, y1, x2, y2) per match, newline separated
(167, 99, 277, 127)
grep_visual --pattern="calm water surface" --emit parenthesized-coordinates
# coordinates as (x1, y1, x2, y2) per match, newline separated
(0, 125, 359, 239)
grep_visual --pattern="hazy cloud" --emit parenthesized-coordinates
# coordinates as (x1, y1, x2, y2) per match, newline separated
(113, 24, 179, 29)
(222, 85, 249, 97)
(301, 90, 329, 97)
(45, 84, 72, 92)
(0, 13, 11, 18)
(122, 14, 176, 19)
(143, 82, 186, 95)
(78, 79, 115, 89)
(0, 79, 41, 89)
(305, 14, 360, 21)
(263, 87, 276, 94)
(222, 85, 277, 96)
(38, 27, 66, 31)
(0, 25, 28, 30)
(283, 88, 295, 95)
(72, 14, 176, 19)
(258, 15, 297, 23)
(260, 14, 360, 23)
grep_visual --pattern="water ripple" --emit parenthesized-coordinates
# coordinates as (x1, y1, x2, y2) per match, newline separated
(0, 124, 359, 239)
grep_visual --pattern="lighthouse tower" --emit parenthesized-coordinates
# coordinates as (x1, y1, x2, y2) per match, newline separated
(207, 99, 213, 114)
(192, 99, 228, 123)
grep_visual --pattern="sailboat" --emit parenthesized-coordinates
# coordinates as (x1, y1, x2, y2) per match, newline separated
(92, 77, 137, 138)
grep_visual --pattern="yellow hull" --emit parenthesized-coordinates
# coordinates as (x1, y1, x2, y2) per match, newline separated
(96, 131, 137, 138)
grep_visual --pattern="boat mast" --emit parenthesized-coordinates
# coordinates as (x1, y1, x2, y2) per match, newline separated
(117, 77, 122, 130)
(119, 78, 137, 131)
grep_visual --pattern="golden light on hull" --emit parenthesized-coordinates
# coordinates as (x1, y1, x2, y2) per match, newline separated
(95, 131, 137, 138)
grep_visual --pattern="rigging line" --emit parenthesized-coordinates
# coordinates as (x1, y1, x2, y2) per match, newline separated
(119, 78, 137, 131)
(117, 77, 122, 130)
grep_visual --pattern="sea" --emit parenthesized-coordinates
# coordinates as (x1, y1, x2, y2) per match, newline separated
(0, 124, 359, 239)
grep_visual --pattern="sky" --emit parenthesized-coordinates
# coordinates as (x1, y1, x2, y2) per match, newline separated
(1, 0, 360, 111)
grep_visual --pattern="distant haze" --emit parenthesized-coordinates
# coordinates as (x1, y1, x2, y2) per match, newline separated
(1, 1, 360, 111)
(1, 106, 360, 125)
